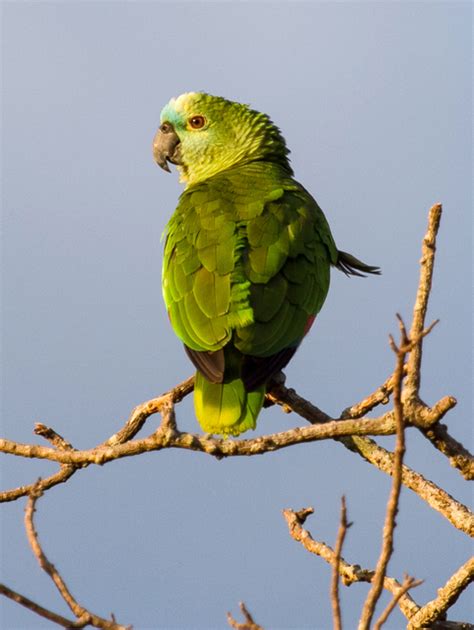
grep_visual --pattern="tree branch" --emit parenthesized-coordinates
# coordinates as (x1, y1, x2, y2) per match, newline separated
(104, 376, 194, 446)
(227, 602, 263, 630)
(331, 496, 350, 630)
(340, 435, 473, 537)
(0, 411, 424, 466)
(0, 584, 77, 628)
(282, 507, 420, 620)
(373, 575, 423, 630)
(340, 367, 406, 420)
(407, 557, 474, 629)
(399, 203, 474, 479)
(22, 488, 130, 629)
(404, 203, 442, 400)
(269, 384, 473, 537)
(0, 422, 80, 502)
(358, 317, 411, 629)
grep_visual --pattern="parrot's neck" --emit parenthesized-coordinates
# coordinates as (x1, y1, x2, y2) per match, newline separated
(179, 141, 292, 187)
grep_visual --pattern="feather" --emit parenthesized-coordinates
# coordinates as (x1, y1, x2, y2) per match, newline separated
(194, 372, 264, 436)
(241, 346, 298, 390)
(336, 250, 381, 277)
(184, 346, 225, 383)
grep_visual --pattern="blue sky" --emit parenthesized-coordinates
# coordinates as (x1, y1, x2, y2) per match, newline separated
(2, 2, 472, 628)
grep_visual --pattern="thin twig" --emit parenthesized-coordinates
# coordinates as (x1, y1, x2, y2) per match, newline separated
(331, 496, 350, 630)
(340, 366, 407, 419)
(404, 203, 442, 400)
(0, 465, 76, 503)
(0, 584, 76, 628)
(104, 376, 194, 446)
(283, 508, 420, 620)
(373, 574, 423, 630)
(24, 488, 129, 629)
(407, 557, 474, 629)
(420, 423, 474, 481)
(1, 423, 79, 503)
(227, 602, 263, 630)
(34, 423, 75, 450)
(358, 317, 411, 630)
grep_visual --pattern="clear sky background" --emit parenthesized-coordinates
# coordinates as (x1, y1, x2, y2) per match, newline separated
(1, 2, 472, 629)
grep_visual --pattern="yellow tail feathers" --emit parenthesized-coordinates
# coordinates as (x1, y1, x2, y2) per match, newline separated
(194, 372, 265, 437)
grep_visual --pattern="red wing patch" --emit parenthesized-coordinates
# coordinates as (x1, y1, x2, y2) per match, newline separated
(303, 314, 316, 336)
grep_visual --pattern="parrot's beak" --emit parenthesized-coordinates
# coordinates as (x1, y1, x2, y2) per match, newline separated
(153, 123, 181, 173)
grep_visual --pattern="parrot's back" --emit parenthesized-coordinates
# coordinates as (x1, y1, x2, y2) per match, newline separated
(162, 161, 337, 435)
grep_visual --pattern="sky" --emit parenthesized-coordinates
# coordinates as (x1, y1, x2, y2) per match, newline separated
(1, 2, 472, 629)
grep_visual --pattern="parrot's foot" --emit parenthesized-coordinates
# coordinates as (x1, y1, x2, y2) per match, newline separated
(263, 371, 287, 408)
(269, 370, 286, 387)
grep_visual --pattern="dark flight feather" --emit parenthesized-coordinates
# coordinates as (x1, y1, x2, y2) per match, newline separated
(336, 250, 381, 277)
(185, 343, 298, 391)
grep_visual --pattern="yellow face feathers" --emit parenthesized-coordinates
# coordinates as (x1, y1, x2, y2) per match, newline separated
(157, 92, 292, 186)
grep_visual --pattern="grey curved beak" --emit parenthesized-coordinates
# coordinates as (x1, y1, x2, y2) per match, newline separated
(153, 124, 181, 173)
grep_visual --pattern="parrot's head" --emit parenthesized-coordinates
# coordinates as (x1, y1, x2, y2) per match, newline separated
(153, 92, 292, 186)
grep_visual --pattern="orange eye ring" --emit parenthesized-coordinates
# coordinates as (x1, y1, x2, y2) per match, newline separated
(188, 115, 206, 129)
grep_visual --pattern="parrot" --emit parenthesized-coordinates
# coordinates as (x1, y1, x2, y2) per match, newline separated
(153, 92, 379, 437)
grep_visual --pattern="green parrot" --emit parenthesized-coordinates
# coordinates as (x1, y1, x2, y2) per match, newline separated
(153, 92, 379, 437)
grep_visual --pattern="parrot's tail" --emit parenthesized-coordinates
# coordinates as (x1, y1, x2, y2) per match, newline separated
(194, 371, 265, 437)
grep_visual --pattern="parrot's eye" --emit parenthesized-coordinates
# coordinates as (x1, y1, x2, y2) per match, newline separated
(188, 115, 206, 129)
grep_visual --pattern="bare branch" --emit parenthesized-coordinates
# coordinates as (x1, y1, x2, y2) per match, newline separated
(34, 423, 75, 450)
(404, 203, 442, 400)
(267, 378, 473, 537)
(1, 423, 79, 502)
(227, 602, 263, 630)
(0, 465, 76, 503)
(341, 435, 474, 537)
(24, 488, 130, 629)
(418, 422, 474, 481)
(395, 203, 474, 479)
(269, 374, 472, 482)
(265, 381, 332, 423)
(373, 575, 423, 630)
(331, 496, 350, 630)
(0, 378, 194, 504)
(104, 376, 194, 446)
(0, 584, 76, 628)
(0, 412, 421, 466)
(340, 367, 406, 420)
(358, 317, 410, 630)
(283, 508, 420, 620)
(407, 557, 474, 629)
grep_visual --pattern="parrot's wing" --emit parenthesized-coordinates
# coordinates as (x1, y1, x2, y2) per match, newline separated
(162, 179, 243, 354)
(163, 167, 337, 387)
(233, 185, 335, 359)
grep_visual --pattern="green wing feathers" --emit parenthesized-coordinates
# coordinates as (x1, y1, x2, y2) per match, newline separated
(162, 163, 335, 435)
